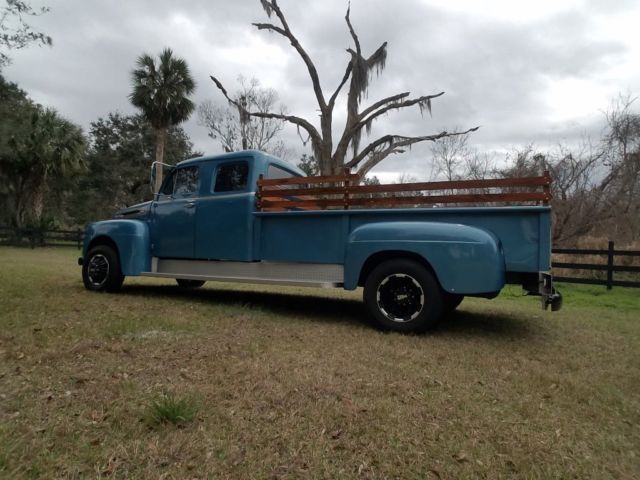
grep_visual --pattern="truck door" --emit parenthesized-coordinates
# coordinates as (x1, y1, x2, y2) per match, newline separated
(194, 160, 254, 261)
(151, 165, 199, 258)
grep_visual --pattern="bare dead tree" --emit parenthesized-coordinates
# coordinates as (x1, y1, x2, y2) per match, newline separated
(198, 76, 288, 158)
(600, 94, 640, 240)
(464, 151, 494, 180)
(210, 0, 477, 176)
(430, 129, 472, 181)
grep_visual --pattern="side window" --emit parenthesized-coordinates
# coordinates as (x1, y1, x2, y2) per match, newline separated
(160, 169, 177, 196)
(267, 164, 295, 180)
(174, 166, 199, 196)
(267, 164, 300, 190)
(214, 162, 249, 192)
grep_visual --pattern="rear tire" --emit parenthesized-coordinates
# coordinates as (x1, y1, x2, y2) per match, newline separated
(176, 279, 206, 288)
(363, 259, 444, 333)
(82, 245, 124, 292)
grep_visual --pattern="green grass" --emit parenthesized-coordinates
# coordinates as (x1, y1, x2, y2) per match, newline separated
(0, 247, 639, 479)
(145, 393, 199, 427)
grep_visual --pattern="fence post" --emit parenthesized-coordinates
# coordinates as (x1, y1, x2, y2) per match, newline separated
(77, 228, 82, 249)
(606, 240, 614, 290)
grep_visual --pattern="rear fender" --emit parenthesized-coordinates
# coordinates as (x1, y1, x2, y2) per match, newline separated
(344, 221, 505, 294)
(83, 220, 150, 276)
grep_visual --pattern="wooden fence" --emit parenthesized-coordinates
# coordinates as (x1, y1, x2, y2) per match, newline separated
(552, 242, 640, 289)
(0, 226, 84, 249)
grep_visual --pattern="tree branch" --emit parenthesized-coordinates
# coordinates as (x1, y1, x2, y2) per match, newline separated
(356, 146, 405, 178)
(360, 91, 443, 120)
(347, 92, 447, 144)
(253, 0, 327, 111)
(345, 4, 361, 57)
(328, 62, 352, 111)
(346, 127, 480, 170)
(209, 75, 323, 151)
(252, 23, 287, 37)
(358, 92, 411, 118)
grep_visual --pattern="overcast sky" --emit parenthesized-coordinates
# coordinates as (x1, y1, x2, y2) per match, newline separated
(3, 0, 639, 180)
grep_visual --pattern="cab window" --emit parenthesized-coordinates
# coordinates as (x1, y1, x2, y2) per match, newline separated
(174, 166, 199, 196)
(160, 169, 177, 196)
(267, 164, 300, 190)
(214, 161, 249, 192)
(267, 164, 295, 179)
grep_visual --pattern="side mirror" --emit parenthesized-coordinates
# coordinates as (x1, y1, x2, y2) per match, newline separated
(150, 162, 158, 194)
(150, 161, 174, 196)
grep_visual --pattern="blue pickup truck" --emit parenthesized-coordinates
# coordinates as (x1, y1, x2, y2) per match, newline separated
(79, 150, 561, 332)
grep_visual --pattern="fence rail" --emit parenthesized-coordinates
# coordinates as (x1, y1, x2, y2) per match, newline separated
(552, 241, 640, 289)
(0, 226, 84, 249)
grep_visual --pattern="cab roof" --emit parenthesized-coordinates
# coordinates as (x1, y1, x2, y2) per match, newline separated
(176, 150, 306, 176)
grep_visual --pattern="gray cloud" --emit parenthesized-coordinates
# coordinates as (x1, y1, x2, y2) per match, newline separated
(3, 0, 638, 177)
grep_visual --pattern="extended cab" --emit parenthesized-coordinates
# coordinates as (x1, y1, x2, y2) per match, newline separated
(79, 150, 561, 332)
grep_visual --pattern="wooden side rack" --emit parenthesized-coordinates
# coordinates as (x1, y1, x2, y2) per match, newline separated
(256, 171, 552, 212)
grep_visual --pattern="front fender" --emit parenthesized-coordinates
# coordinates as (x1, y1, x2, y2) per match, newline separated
(344, 221, 505, 294)
(83, 220, 150, 276)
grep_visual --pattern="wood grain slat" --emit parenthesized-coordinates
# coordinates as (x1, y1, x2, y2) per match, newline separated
(257, 173, 552, 211)
(261, 192, 548, 209)
(258, 173, 360, 186)
(259, 175, 550, 195)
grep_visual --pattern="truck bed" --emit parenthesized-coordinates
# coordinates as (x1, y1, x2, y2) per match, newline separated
(255, 206, 551, 274)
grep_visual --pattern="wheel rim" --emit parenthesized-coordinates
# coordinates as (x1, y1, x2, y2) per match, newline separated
(87, 254, 109, 287)
(376, 273, 424, 322)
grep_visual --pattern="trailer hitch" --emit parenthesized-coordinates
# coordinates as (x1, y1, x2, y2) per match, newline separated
(539, 272, 563, 311)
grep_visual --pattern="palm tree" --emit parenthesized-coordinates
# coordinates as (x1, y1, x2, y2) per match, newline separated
(2, 106, 85, 227)
(130, 48, 195, 191)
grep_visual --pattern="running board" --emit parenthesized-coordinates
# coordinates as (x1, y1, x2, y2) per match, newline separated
(141, 258, 344, 289)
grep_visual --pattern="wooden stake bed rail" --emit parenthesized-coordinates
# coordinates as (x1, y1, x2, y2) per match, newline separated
(256, 171, 552, 212)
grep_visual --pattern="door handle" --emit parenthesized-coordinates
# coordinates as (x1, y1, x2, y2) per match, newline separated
(185, 202, 196, 209)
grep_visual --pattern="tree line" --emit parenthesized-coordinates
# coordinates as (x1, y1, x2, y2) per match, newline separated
(0, 72, 199, 229)
(425, 96, 640, 245)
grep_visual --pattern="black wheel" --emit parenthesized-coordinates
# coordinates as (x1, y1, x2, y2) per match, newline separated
(176, 279, 206, 288)
(443, 293, 464, 313)
(363, 259, 444, 333)
(82, 245, 124, 292)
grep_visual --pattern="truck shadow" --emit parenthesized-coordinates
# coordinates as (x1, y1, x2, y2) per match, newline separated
(118, 284, 536, 338)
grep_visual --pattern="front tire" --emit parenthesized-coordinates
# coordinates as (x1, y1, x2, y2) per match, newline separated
(363, 259, 444, 333)
(82, 245, 124, 292)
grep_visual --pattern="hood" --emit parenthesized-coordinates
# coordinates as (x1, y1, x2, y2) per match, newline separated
(113, 201, 152, 220)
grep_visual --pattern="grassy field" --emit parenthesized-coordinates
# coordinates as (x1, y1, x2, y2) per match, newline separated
(0, 247, 638, 479)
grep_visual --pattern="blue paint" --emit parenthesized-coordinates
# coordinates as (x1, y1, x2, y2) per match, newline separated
(83, 220, 150, 275)
(195, 192, 256, 261)
(83, 150, 553, 296)
(343, 221, 504, 293)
